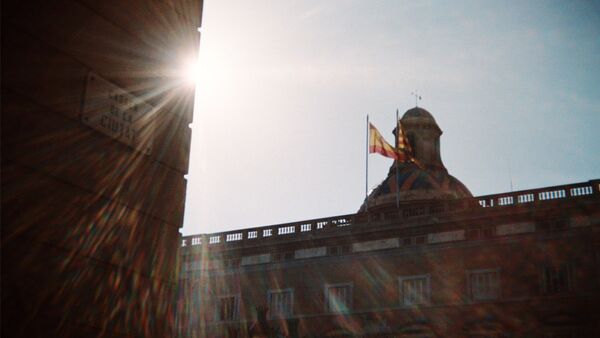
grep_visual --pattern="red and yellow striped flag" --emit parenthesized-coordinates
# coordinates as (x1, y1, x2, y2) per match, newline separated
(396, 119, 424, 167)
(369, 123, 399, 159)
(395, 120, 412, 162)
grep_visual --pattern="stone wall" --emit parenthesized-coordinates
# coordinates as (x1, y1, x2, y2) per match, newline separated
(1, 1, 202, 337)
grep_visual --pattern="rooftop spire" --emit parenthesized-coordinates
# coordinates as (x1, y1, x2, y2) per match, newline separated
(411, 90, 422, 107)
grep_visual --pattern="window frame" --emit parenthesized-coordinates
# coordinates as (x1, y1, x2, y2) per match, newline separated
(324, 282, 353, 313)
(541, 264, 572, 295)
(267, 288, 294, 319)
(466, 268, 501, 302)
(215, 293, 240, 322)
(398, 274, 431, 307)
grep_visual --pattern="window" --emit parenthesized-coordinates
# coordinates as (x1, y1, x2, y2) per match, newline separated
(482, 227, 494, 238)
(404, 207, 426, 217)
(327, 245, 351, 256)
(467, 228, 481, 240)
(429, 203, 444, 214)
(272, 252, 293, 262)
(268, 289, 293, 318)
(284, 252, 294, 260)
(542, 265, 571, 294)
(468, 269, 500, 301)
(325, 283, 352, 313)
(216, 295, 238, 321)
(399, 275, 430, 306)
(408, 133, 416, 157)
(224, 258, 241, 268)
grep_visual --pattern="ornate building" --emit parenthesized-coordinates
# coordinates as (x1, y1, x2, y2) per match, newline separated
(2, 1, 202, 337)
(178, 107, 600, 337)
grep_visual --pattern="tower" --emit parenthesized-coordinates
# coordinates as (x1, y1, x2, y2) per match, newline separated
(398, 107, 444, 171)
(362, 107, 471, 210)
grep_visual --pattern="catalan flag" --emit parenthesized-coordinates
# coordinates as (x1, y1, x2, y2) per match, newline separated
(369, 123, 399, 159)
(394, 119, 413, 162)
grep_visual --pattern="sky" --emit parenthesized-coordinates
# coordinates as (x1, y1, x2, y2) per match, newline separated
(182, 0, 600, 236)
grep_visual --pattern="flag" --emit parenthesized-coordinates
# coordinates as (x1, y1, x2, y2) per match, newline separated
(395, 119, 425, 168)
(370, 120, 423, 167)
(369, 123, 399, 159)
(395, 120, 413, 162)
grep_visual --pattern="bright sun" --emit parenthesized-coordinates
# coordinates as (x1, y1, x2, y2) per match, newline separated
(181, 58, 201, 86)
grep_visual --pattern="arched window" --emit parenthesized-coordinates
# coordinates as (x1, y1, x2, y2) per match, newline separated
(408, 133, 417, 158)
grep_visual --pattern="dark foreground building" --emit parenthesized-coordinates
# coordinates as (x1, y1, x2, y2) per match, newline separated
(179, 108, 600, 337)
(2, 1, 202, 337)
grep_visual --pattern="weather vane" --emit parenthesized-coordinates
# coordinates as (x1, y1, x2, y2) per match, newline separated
(411, 91, 422, 107)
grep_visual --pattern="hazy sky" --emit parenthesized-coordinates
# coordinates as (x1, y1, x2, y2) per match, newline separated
(182, 0, 600, 235)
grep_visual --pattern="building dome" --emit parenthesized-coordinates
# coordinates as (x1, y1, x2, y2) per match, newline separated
(360, 162, 472, 211)
(360, 106, 472, 211)
(402, 107, 436, 120)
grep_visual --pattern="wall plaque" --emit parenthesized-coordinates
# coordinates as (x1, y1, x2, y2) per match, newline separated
(82, 72, 154, 154)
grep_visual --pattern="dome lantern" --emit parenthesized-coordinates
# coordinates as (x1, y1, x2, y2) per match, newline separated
(396, 107, 444, 171)
(360, 107, 471, 212)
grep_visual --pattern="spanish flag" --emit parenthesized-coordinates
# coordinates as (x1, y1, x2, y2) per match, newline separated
(369, 123, 399, 160)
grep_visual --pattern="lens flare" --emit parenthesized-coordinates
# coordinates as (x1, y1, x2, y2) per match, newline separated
(181, 59, 201, 86)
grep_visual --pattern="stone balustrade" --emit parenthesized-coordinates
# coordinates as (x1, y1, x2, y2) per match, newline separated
(181, 180, 599, 249)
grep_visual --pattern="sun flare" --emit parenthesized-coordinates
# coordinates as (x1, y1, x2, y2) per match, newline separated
(180, 58, 201, 86)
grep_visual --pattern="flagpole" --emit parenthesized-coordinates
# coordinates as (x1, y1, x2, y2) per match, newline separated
(395, 109, 400, 209)
(365, 114, 369, 212)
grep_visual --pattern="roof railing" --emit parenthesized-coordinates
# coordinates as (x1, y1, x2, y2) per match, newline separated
(181, 180, 599, 248)
(476, 180, 597, 207)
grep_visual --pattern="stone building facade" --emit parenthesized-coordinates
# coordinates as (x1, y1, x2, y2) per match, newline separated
(2, 1, 202, 337)
(178, 108, 600, 337)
